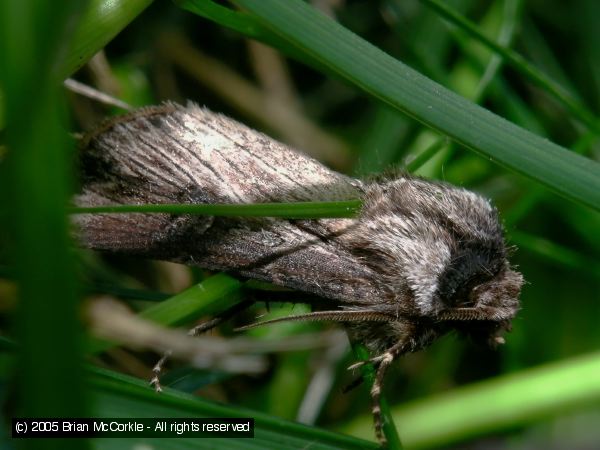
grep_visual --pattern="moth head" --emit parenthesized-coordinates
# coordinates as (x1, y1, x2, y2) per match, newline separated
(435, 266, 523, 346)
(350, 174, 523, 342)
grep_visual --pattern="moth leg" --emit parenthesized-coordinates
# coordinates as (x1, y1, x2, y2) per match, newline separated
(150, 299, 254, 392)
(345, 353, 389, 394)
(369, 340, 408, 446)
(150, 350, 172, 392)
(347, 353, 388, 371)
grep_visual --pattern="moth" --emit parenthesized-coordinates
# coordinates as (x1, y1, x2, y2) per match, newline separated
(74, 102, 523, 445)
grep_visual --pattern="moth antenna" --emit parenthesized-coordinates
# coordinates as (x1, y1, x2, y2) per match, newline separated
(235, 310, 393, 331)
(437, 306, 514, 322)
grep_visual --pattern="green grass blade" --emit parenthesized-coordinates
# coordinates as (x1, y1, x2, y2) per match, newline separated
(405, 139, 447, 172)
(137, 273, 242, 326)
(472, 0, 522, 101)
(354, 106, 412, 175)
(504, 131, 598, 226)
(218, 0, 600, 211)
(176, 0, 265, 40)
(0, 0, 89, 448)
(89, 365, 379, 449)
(87, 274, 243, 354)
(342, 351, 600, 449)
(63, 0, 154, 78)
(422, 0, 599, 133)
(70, 200, 361, 219)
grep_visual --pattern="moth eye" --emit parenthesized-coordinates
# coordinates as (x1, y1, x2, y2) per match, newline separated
(451, 274, 490, 306)
(436, 243, 503, 306)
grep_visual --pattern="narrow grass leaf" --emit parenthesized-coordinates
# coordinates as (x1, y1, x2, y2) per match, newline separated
(342, 351, 600, 449)
(70, 200, 362, 219)
(63, 0, 154, 78)
(219, 0, 600, 211)
(88, 366, 379, 449)
(422, 0, 599, 133)
(87, 273, 243, 354)
(0, 1, 90, 449)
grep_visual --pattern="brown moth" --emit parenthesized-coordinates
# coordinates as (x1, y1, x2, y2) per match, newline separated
(74, 102, 523, 445)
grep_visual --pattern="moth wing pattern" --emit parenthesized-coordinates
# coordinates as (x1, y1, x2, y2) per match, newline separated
(75, 102, 384, 303)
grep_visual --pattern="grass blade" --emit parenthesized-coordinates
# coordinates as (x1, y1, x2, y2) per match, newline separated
(64, 0, 154, 77)
(89, 366, 379, 449)
(87, 274, 243, 354)
(70, 200, 361, 219)
(422, 0, 599, 133)
(212, 0, 600, 211)
(342, 351, 600, 449)
(0, 1, 90, 449)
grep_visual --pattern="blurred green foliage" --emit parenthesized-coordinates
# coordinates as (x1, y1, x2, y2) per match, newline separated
(1, 0, 599, 449)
